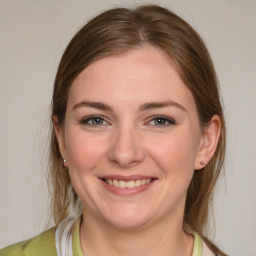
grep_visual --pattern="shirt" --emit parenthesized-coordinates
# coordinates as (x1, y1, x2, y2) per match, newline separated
(0, 216, 214, 256)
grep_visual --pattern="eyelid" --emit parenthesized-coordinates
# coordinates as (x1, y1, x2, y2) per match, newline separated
(81, 115, 110, 125)
(80, 115, 175, 127)
(147, 115, 176, 126)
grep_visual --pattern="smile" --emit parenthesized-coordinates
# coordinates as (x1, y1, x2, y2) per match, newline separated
(103, 178, 152, 188)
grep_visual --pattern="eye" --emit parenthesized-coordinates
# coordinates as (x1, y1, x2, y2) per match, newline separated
(149, 116, 175, 126)
(81, 115, 108, 126)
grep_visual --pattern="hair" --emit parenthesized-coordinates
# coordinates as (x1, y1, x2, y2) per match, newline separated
(49, 4, 227, 255)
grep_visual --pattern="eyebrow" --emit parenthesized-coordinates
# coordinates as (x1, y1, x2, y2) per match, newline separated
(138, 100, 187, 112)
(73, 101, 113, 112)
(72, 100, 187, 112)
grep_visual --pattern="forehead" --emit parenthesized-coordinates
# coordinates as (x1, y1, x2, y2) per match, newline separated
(68, 46, 196, 112)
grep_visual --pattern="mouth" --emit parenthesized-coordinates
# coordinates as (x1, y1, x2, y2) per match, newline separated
(101, 178, 153, 188)
(99, 175, 157, 195)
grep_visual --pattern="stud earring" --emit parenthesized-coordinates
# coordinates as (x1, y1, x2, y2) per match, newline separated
(62, 159, 68, 168)
(200, 161, 205, 165)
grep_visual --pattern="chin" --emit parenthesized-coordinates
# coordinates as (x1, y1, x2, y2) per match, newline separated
(99, 205, 156, 230)
(106, 215, 152, 230)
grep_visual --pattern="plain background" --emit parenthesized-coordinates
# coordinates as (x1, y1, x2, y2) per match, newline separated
(0, 0, 255, 255)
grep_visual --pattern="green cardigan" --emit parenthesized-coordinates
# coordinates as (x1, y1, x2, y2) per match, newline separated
(0, 216, 204, 256)
(0, 216, 83, 256)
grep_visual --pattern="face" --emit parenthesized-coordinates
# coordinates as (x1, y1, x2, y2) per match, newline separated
(56, 46, 205, 230)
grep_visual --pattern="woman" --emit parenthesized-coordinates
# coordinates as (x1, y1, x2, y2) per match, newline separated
(0, 4, 227, 256)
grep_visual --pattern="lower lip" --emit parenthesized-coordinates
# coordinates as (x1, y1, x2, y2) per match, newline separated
(100, 179, 156, 196)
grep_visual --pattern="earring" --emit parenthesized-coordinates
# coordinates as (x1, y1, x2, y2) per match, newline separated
(200, 161, 205, 165)
(62, 159, 68, 168)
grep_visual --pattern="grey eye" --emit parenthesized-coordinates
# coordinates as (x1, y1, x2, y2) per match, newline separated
(82, 116, 108, 125)
(90, 117, 104, 125)
(149, 116, 175, 126)
(154, 117, 168, 125)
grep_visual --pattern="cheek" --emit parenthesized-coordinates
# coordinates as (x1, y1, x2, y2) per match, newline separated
(148, 131, 198, 176)
(65, 128, 108, 171)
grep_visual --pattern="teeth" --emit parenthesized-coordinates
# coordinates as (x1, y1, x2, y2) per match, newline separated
(135, 180, 141, 187)
(127, 180, 135, 188)
(119, 180, 126, 188)
(113, 179, 119, 187)
(105, 178, 152, 188)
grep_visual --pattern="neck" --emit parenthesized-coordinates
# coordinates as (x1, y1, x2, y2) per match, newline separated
(80, 210, 194, 256)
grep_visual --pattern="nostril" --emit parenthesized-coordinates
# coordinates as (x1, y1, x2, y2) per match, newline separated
(109, 149, 146, 168)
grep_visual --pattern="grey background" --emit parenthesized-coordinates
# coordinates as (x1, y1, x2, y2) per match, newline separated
(0, 0, 255, 255)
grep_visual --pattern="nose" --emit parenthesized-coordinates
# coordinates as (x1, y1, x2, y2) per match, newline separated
(108, 125, 145, 168)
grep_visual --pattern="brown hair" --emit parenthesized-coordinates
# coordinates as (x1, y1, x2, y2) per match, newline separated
(50, 5, 227, 255)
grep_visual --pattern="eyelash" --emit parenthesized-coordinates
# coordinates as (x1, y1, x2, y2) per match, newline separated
(81, 115, 108, 126)
(148, 115, 175, 126)
(81, 115, 175, 127)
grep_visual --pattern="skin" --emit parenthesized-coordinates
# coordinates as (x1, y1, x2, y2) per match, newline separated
(54, 46, 220, 256)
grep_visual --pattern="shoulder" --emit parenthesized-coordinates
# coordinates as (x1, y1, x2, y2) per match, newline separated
(0, 227, 57, 256)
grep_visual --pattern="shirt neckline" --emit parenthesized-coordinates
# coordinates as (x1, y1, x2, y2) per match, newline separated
(71, 215, 203, 256)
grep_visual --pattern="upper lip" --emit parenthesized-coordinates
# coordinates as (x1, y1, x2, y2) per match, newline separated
(99, 175, 157, 181)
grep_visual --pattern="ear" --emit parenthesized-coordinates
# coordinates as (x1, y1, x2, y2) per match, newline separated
(52, 115, 66, 160)
(195, 115, 221, 170)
